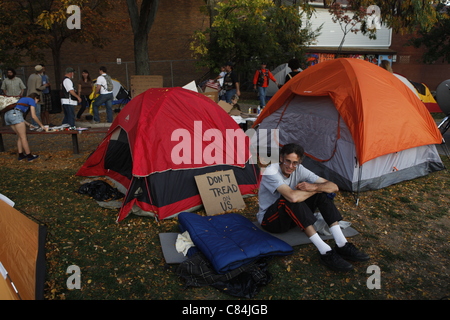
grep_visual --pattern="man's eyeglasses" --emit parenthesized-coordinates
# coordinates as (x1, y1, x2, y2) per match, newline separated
(282, 159, 300, 168)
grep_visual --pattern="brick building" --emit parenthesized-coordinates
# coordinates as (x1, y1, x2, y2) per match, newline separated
(390, 32, 450, 91)
(19, 0, 210, 91)
(12, 0, 450, 93)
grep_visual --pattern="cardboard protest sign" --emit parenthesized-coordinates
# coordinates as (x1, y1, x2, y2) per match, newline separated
(195, 170, 245, 216)
(130, 75, 163, 98)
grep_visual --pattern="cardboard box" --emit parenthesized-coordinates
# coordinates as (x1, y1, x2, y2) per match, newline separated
(0, 199, 46, 300)
(201, 91, 219, 103)
(217, 100, 233, 113)
(130, 75, 163, 98)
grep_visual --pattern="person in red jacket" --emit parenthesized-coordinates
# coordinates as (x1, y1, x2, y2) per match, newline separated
(253, 62, 278, 108)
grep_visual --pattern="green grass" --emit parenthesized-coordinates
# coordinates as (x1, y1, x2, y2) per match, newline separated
(0, 153, 449, 301)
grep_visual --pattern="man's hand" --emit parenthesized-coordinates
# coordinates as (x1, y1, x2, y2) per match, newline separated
(297, 178, 339, 194)
(296, 182, 317, 192)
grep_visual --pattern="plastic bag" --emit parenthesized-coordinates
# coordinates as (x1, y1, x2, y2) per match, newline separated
(77, 180, 124, 201)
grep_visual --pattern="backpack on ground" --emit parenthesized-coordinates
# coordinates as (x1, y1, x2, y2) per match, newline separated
(102, 74, 114, 92)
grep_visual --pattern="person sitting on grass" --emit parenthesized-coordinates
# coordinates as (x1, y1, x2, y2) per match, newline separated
(3, 93, 44, 161)
(256, 143, 370, 272)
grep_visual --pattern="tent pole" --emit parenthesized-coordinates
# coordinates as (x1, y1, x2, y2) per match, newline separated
(440, 138, 450, 162)
(355, 165, 362, 206)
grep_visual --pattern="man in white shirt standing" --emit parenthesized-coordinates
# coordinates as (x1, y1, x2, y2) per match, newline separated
(93, 66, 114, 123)
(61, 67, 81, 127)
(257, 143, 370, 272)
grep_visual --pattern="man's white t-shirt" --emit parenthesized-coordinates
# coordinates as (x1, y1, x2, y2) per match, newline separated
(97, 74, 113, 95)
(61, 77, 78, 106)
(256, 163, 320, 224)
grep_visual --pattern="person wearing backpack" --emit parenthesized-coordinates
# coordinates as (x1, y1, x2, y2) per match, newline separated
(252, 62, 278, 109)
(92, 66, 114, 123)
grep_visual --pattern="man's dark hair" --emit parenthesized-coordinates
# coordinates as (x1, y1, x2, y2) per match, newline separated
(6, 68, 16, 76)
(99, 66, 107, 73)
(288, 58, 300, 70)
(280, 143, 304, 160)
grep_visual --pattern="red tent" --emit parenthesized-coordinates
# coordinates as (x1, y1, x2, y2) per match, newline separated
(76, 87, 259, 221)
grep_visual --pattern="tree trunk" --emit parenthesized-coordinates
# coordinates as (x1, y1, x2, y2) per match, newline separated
(50, 28, 64, 87)
(127, 0, 160, 75)
(134, 31, 150, 75)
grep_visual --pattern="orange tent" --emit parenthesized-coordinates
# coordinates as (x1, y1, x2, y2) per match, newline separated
(253, 58, 444, 192)
(254, 58, 442, 165)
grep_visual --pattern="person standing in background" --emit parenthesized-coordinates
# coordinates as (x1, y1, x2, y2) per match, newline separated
(1, 68, 26, 97)
(92, 66, 114, 123)
(284, 59, 302, 84)
(61, 67, 81, 127)
(221, 62, 240, 104)
(253, 62, 278, 109)
(27, 65, 47, 128)
(76, 70, 93, 121)
(40, 64, 52, 125)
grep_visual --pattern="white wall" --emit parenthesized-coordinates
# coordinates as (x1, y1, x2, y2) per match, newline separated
(306, 8, 392, 48)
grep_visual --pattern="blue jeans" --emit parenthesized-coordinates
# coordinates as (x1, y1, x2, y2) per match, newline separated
(93, 93, 113, 123)
(223, 89, 236, 103)
(4, 109, 25, 126)
(62, 104, 76, 127)
(257, 86, 267, 107)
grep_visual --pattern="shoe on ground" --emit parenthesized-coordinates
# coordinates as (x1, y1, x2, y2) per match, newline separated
(320, 249, 353, 272)
(335, 242, 370, 262)
(27, 154, 39, 162)
(18, 153, 27, 161)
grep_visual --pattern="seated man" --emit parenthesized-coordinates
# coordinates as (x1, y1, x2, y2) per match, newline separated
(257, 143, 369, 272)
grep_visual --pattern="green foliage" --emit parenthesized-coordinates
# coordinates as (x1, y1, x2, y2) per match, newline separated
(0, 0, 126, 74)
(346, 0, 438, 33)
(407, 5, 450, 64)
(0, 0, 46, 68)
(190, 0, 320, 79)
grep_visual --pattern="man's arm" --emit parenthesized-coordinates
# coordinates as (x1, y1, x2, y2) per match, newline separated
(277, 177, 339, 203)
(269, 71, 278, 86)
(95, 77, 104, 94)
(69, 89, 82, 103)
(35, 76, 47, 91)
(296, 177, 339, 193)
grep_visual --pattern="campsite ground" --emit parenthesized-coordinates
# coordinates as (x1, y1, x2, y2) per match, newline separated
(0, 106, 449, 301)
